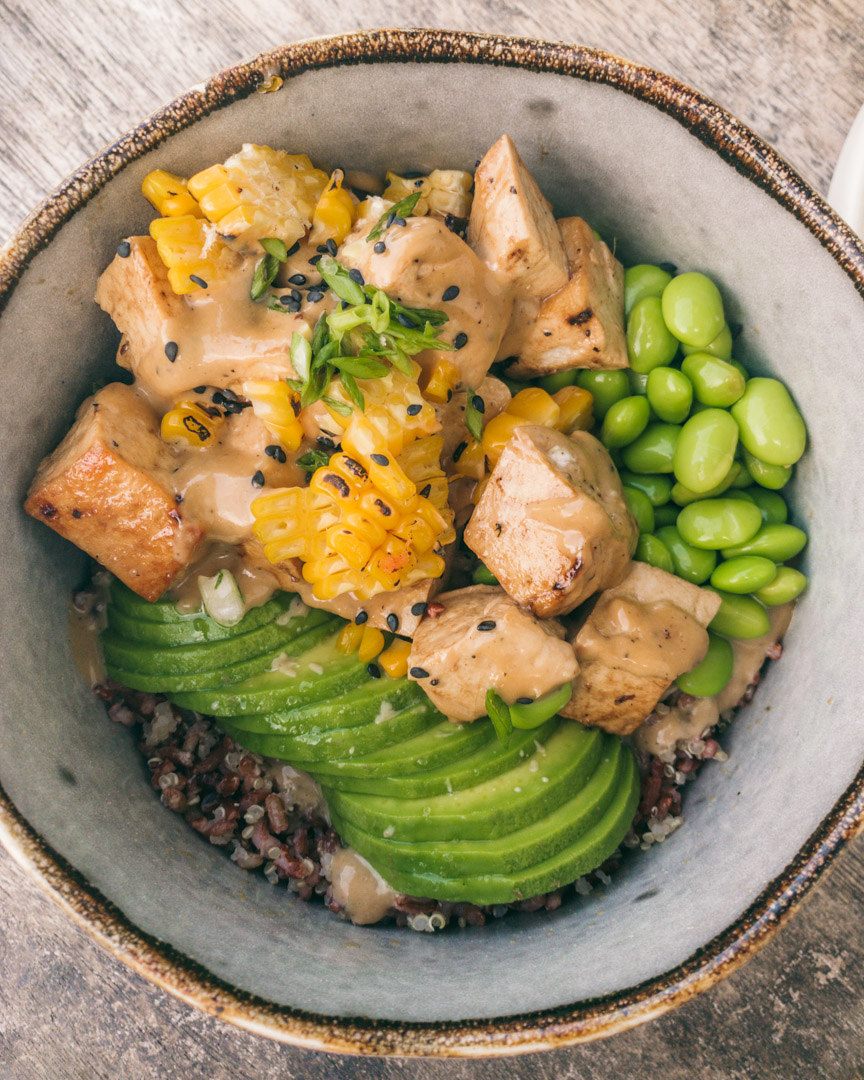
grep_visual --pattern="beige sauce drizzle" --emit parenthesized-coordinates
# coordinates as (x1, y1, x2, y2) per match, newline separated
(714, 602, 795, 713)
(578, 596, 706, 681)
(327, 848, 398, 925)
(67, 579, 110, 688)
(168, 543, 280, 615)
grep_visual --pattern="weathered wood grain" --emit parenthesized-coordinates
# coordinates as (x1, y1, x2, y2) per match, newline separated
(1, 1, 863, 1076)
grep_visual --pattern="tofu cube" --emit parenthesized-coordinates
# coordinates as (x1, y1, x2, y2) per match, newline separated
(561, 563, 722, 735)
(25, 383, 202, 601)
(464, 426, 637, 617)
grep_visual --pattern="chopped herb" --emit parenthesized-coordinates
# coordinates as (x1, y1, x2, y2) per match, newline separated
(486, 689, 513, 744)
(290, 332, 312, 382)
(333, 355, 390, 380)
(340, 371, 365, 411)
(251, 256, 280, 299)
(259, 237, 288, 261)
(366, 192, 421, 242)
(318, 256, 366, 305)
(321, 395, 353, 417)
(465, 387, 484, 442)
(296, 447, 331, 473)
(214, 571, 224, 589)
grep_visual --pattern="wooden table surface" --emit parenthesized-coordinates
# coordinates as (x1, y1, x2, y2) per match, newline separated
(1, 2, 863, 1076)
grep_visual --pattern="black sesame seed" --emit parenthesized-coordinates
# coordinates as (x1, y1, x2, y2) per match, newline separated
(348, 268, 365, 285)
(394, 216, 407, 227)
(406, 403, 422, 416)
(419, 484, 431, 498)
(286, 241, 300, 256)
(453, 441, 467, 463)
(446, 390, 453, 402)
(410, 602, 428, 617)
(117, 240, 131, 258)
(430, 678, 439, 686)
(341, 300, 350, 309)
(288, 274, 306, 286)
(317, 435, 337, 450)
(454, 332, 468, 350)
(410, 666, 429, 679)
(370, 453, 389, 466)
(386, 613, 399, 632)
(316, 244, 329, 254)
(473, 395, 486, 414)
(251, 470, 265, 487)
(367, 663, 381, 679)
(189, 274, 208, 289)
(373, 241, 386, 254)
(290, 289, 302, 302)
(326, 238, 338, 256)
(355, 610, 369, 625)
(193, 385, 206, 394)
(164, 341, 178, 363)
(516, 697, 533, 705)
(264, 444, 287, 463)
(309, 254, 322, 265)
(307, 290, 324, 303)
(394, 313, 414, 328)
(477, 620, 496, 631)
(385, 211, 396, 228)
(220, 387, 240, 402)
(442, 285, 460, 302)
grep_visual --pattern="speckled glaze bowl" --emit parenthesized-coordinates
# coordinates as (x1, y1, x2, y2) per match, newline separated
(1, 29, 863, 1057)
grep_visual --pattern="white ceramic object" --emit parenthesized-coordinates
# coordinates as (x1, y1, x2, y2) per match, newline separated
(828, 100, 864, 235)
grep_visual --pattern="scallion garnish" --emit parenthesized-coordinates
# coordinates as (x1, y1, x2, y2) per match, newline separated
(465, 388, 484, 443)
(366, 192, 421, 242)
(250, 236, 288, 300)
(486, 688, 513, 744)
(296, 447, 332, 473)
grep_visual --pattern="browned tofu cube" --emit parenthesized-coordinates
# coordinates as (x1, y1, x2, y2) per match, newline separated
(468, 134, 569, 299)
(463, 426, 636, 617)
(407, 586, 579, 722)
(561, 563, 722, 735)
(502, 217, 627, 377)
(434, 375, 512, 466)
(25, 383, 202, 601)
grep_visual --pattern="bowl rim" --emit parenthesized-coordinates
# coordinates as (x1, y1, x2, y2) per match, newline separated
(2, 26, 863, 1058)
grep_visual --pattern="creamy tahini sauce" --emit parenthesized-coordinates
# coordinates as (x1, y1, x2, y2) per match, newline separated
(715, 602, 794, 713)
(168, 542, 281, 615)
(327, 848, 398, 925)
(578, 595, 706, 682)
(67, 587, 109, 688)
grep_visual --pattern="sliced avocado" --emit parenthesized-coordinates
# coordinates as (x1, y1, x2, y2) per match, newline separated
(108, 580, 202, 624)
(323, 721, 605, 841)
(329, 737, 626, 877)
(343, 749, 640, 905)
(105, 592, 300, 646)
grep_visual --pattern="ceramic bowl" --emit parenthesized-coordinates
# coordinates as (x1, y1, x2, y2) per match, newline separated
(1, 29, 863, 1057)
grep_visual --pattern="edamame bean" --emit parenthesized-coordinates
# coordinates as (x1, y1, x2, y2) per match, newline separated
(677, 498, 763, 549)
(710, 555, 777, 594)
(537, 369, 578, 393)
(624, 264, 673, 316)
(653, 503, 680, 528)
(472, 563, 499, 586)
(728, 358, 749, 380)
(601, 395, 651, 448)
(676, 631, 734, 696)
(681, 353, 746, 407)
(673, 409, 739, 493)
(646, 366, 693, 423)
(628, 369, 650, 396)
(661, 272, 725, 347)
(619, 471, 673, 506)
(708, 589, 771, 640)
(748, 488, 788, 524)
(634, 533, 674, 573)
(742, 448, 792, 490)
(627, 296, 679, 373)
(623, 486, 655, 534)
(621, 423, 681, 473)
(728, 459, 753, 488)
(724, 489, 756, 503)
(655, 525, 717, 583)
(754, 566, 808, 606)
(576, 369, 630, 420)
(720, 523, 807, 562)
(672, 460, 746, 505)
(499, 375, 526, 396)
(731, 378, 807, 466)
(680, 323, 733, 360)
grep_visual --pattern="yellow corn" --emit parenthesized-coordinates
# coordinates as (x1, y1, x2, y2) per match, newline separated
(337, 622, 365, 654)
(481, 413, 532, 467)
(148, 215, 230, 294)
(453, 437, 486, 480)
(507, 387, 561, 428)
(242, 379, 303, 451)
(142, 171, 205, 218)
(378, 638, 411, 678)
(358, 626, 386, 663)
(160, 401, 224, 448)
(473, 474, 491, 505)
(423, 359, 461, 403)
(311, 169, 357, 245)
(321, 364, 440, 451)
(342, 415, 417, 503)
(383, 168, 473, 219)
(554, 386, 594, 433)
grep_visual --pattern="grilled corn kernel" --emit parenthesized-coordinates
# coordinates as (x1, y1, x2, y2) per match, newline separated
(378, 638, 411, 678)
(423, 359, 461, 404)
(148, 215, 228, 294)
(554, 385, 594, 432)
(160, 401, 223, 447)
(142, 171, 204, 218)
(358, 626, 386, 663)
(342, 416, 417, 503)
(481, 413, 532, 466)
(336, 622, 365, 654)
(311, 169, 357, 245)
(507, 387, 561, 427)
(453, 438, 486, 480)
(242, 380, 303, 451)
(322, 365, 440, 450)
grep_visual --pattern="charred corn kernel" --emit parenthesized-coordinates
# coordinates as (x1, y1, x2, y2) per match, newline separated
(311, 169, 356, 245)
(160, 401, 223, 447)
(507, 387, 561, 427)
(379, 638, 411, 678)
(453, 437, 486, 480)
(242, 379, 303, 450)
(424, 359, 461, 403)
(322, 364, 440, 450)
(342, 415, 417, 502)
(482, 412, 532, 466)
(398, 434, 446, 483)
(188, 145, 327, 245)
(358, 626, 386, 663)
(337, 622, 365, 654)
(148, 215, 229, 294)
(142, 171, 204, 218)
(383, 169, 473, 219)
(554, 385, 594, 433)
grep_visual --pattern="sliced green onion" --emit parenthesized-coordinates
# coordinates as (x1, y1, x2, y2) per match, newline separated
(340, 371, 365, 411)
(366, 192, 421, 242)
(198, 569, 245, 627)
(259, 236, 288, 261)
(296, 448, 332, 473)
(509, 682, 573, 730)
(485, 688, 513, 743)
(290, 332, 312, 382)
(321, 395, 353, 417)
(317, 255, 366, 305)
(465, 388, 483, 442)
